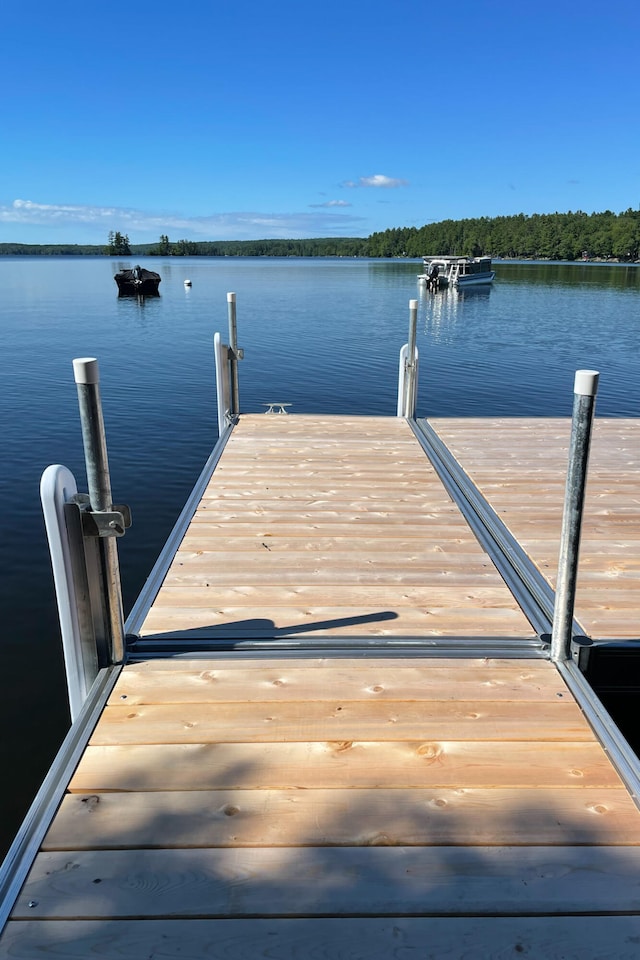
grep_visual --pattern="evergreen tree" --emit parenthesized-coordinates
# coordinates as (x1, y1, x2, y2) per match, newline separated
(105, 231, 131, 255)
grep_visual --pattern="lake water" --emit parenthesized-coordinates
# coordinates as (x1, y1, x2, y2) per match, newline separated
(1, 256, 639, 859)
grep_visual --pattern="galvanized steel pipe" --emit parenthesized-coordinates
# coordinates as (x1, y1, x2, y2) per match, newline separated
(551, 369, 599, 662)
(227, 292, 240, 415)
(72, 358, 125, 664)
(403, 299, 419, 417)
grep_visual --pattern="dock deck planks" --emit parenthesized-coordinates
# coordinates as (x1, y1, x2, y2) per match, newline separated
(6, 656, 640, 955)
(429, 418, 640, 639)
(3, 414, 640, 956)
(139, 415, 534, 640)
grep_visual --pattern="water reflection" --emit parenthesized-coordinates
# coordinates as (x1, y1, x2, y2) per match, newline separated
(117, 291, 161, 300)
(496, 261, 640, 290)
(419, 284, 493, 344)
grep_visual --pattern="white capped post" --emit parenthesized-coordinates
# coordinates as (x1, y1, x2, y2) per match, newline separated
(73, 357, 125, 665)
(397, 299, 419, 417)
(551, 369, 599, 662)
(227, 292, 241, 415)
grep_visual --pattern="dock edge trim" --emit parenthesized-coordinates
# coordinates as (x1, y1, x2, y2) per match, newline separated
(557, 659, 640, 810)
(412, 418, 582, 642)
(125, 423, 235, 639)
(0, 664, 122, 936)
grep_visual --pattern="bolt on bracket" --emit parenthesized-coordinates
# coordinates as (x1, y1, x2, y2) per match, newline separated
(69, 493, 132, 538)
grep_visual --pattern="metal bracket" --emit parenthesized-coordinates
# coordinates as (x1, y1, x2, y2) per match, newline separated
(570, 635, 594, 672)
(263, 403, 292, 414)
(227, 346, 244, 361)
(70, 493, 132, 538)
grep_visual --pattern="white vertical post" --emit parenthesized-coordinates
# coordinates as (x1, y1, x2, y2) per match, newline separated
(214, 331, 231, 436)
(397, 299, 419, 417)
(41, 464, 97, 721)
(551, 369, 599, 662)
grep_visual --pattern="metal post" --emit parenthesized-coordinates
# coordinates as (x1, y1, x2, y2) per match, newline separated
(397, 299, 419, 418)
(227, 292, 240, 415)
(72, 358, 125, 664)
(551, 369, 599, 662)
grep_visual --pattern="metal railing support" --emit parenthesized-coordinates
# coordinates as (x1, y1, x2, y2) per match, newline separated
(227, 292, 242, 416)
(215, 293, 243, 433)
(73, 358, 126, 666)
(551, 369, 599, 662)
(397, 299, 419, 417)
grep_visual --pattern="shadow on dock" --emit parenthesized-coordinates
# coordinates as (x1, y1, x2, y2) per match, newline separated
(135, 610, 400, 643)
(8, 768, 640, 956)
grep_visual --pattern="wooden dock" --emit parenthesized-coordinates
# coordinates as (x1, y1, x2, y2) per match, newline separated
(2, 414, 640, 957)
(138, 416, 536, 643)
(428, 418, 640, 640)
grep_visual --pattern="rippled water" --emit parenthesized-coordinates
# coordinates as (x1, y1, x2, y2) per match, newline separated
(1, 256, 639, 857)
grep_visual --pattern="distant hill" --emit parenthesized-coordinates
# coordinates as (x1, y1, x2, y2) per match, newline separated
(2, 209, 639, 261)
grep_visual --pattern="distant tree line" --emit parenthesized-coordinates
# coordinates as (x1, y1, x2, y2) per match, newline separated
(0, 243, 101, 255)
(1, 209, 639, 261)
(366, 209, 640, 261)
(145, 236, 365, 257)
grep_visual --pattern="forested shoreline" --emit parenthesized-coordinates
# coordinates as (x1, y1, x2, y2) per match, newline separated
(2, 209, 639, 261)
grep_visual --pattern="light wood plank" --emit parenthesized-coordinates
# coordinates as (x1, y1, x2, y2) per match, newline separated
(139, 604, 533, 637)
(44, 787, 640, 850)
(109, 660, 567, 704)
(68, 741, 622, 792)
(149, 586, 534, 605)
(169, 535, 522, 553)
(195, 488, 453, 500)
(4, 916, 640, 960)
(162, 567, 508, 587)
(91, 699, 593, 744)
(429, 418, 640, 639)
(14, 847, 640, 918)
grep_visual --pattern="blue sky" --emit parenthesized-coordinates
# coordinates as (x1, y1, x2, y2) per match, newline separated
(1, 0, 638, 244)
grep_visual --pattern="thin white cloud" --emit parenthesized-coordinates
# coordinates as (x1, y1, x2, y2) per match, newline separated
(0, 199, 367, 240)
(309, 200, 352, 208)
(5, 199, 128, 223)
(343, 174, 409, 189)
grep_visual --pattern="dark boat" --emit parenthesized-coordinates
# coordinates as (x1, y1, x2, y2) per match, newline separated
(114, 265, 161, 296)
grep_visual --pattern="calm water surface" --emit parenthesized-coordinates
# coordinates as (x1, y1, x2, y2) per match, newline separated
(1, 256, 639, 857)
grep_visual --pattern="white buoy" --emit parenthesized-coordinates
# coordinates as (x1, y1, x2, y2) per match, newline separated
(184, 279, 192, 287)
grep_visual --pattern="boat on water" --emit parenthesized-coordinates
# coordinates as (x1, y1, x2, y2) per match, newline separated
(418, 255, 495, 289)
(114, 265, 161, 296)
